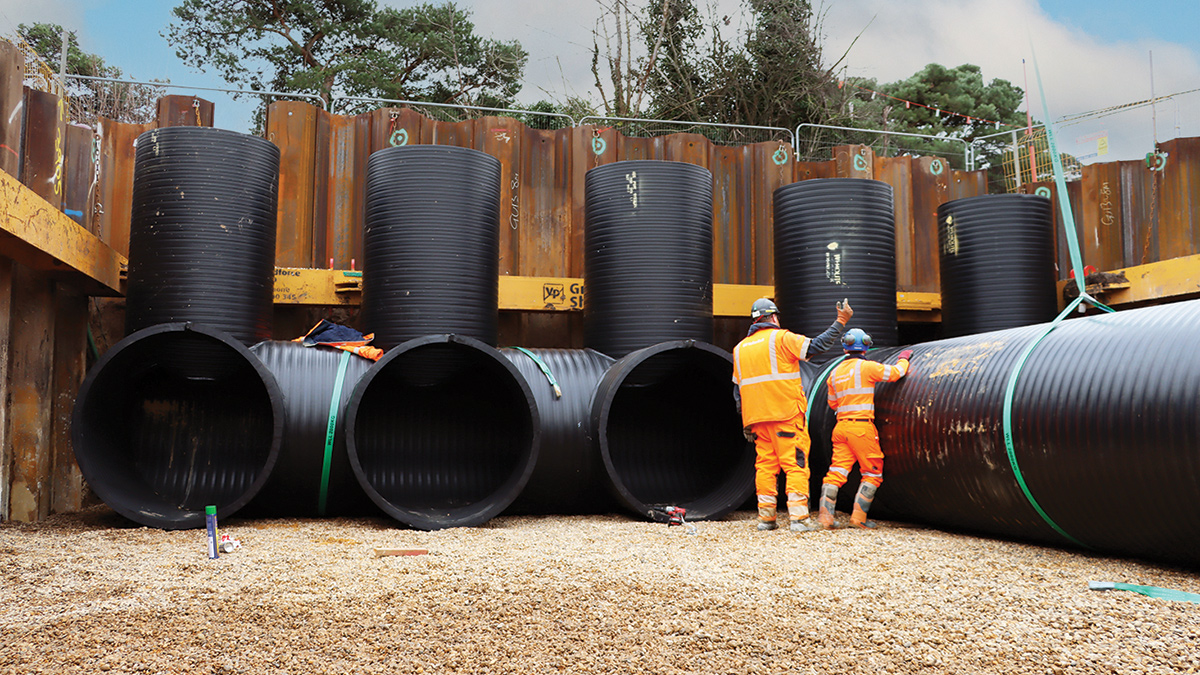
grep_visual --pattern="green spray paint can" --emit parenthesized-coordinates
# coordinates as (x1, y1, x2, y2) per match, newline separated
(205, 505, 219, 559)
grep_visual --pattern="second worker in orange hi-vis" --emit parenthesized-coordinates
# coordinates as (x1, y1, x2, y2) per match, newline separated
(733, 297, 853, 533)
(818, 329, 913, 530)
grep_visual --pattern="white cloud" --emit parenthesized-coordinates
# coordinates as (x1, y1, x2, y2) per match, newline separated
(0, 0, 85, 36)
(819, 0, 1200, 160)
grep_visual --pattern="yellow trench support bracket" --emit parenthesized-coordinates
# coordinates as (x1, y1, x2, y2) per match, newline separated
(272, 268, 944, 320)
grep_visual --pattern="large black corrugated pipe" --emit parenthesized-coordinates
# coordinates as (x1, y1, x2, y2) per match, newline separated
(584, 160, 714, 358)
(345, 334, 539, 529)
(773, 178, 896, 362)
(242, 341, 376, 517)
(501, 348, 618, 515)
(71, 323, 284, 530)
(125, 127, 279, 345)
(804, 300, 1200, 567)
(938, 193, 1057, 338)
(360, 145, 502, 349)
(592, 340, 753, 520)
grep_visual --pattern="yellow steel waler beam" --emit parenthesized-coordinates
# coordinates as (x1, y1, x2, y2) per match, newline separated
(273, 268, 943, 319)
(1056, 254, 1200, 310)
(0, 170, 124, 296)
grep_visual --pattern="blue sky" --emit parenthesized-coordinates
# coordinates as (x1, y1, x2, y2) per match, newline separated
(2, 0, 1197, 162)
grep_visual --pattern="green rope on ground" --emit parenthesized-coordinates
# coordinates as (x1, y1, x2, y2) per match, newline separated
(319, 350, 352, 515)
(1089, 581, 1200, 603)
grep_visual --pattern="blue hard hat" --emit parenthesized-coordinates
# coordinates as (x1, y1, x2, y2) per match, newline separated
(842, 328, 873, 352)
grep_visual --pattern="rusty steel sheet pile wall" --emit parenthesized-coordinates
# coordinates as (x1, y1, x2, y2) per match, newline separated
(0, 34, 226, 522)
(266, 101, 993, 313)
(1025, 136, 1200, 280)
(4, 46, 1200, 526)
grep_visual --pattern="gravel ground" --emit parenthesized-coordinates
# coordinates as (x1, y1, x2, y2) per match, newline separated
(2, 505, 1198, 675)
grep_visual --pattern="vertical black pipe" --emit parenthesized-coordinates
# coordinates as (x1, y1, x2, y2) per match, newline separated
(773, 178, 897, 361)
(584, 160, 714, 358)
(71, 323, 284, 529)
(938, 193, 1057, 338)
(125, 127, 280, 345)
(360, 145, 502, 349)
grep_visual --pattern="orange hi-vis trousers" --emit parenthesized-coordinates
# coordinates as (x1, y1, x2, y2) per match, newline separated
(753, 412, 812, 501)
(823, 419, 884, 489)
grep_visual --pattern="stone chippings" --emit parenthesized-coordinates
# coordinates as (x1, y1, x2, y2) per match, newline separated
(1, 506, 1197, 674)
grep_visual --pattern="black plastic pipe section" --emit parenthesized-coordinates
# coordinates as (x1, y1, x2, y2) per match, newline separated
(938, 193, 1057, 338)
(71, 323, 284, 530)
(584, 160, 714, 358)
(360, 145, 502, 349)
(592, 340, 753, 520)
(501, 348, 618, 515)
(345, 334, 539, 530)
(124, 127, 280, 345)
(774, 178, 897, 361)
(804, 300, 1200, 567)
(243, 341, 375, 517)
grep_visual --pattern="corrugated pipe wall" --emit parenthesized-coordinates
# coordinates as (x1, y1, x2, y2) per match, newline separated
(72, 133, 1200, 566)
(73, 127, 286, 529)
(804, 299, 1200, 567)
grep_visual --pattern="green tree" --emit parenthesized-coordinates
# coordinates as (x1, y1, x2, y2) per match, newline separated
(638, 0, 709, 120)
(842, 63, 1030, 175)
(592, 0, 847, 144)
(18, 22, 164, 125)
(164, 0, 527, 110)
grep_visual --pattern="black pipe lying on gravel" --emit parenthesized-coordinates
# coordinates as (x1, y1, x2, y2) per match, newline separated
(804, 299, 1200, 568)
(242, 340, 376, 518)
(502, 341, 753, 520)
(345, 334, 540, 530)
(71, 323, 284, 529)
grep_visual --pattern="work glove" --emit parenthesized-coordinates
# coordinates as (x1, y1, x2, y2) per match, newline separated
(743, 427, 757, 443)
(836, 298, 854, 324)
(897, 349, 914, 361)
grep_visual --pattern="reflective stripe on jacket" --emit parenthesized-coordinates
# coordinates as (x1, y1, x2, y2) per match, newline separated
(826, 356, 909, 420)
(733, 327, 811, 426)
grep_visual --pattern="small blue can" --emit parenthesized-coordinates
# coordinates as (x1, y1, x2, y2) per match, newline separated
(205, 505, 219, 559)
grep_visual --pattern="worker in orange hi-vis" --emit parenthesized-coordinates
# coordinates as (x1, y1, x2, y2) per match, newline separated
(818, 329, 913, 530)
(732, 297, 853, 533)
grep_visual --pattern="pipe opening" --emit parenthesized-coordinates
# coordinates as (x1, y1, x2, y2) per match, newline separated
(348, 335, 538, 529)
(71, 324, 283, 529)
(596, 342, 752, 519)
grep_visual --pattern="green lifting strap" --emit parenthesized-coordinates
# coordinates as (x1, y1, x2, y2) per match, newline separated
(998, 47, 1118, 547)
(806, 354, 848, 422)
(319, 350, 353, 515)
(511, 346, 561, 398)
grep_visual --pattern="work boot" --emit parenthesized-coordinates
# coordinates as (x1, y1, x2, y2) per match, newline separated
(789, 518, 816, 533)
(817, 483, 838, 530)
(757, 501, 777, 531)
(785, 492, 814, 532)
(850, 482, 878, 529)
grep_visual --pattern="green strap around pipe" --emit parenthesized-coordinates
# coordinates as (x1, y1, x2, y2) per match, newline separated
(996, 46, 1118, 547)
(805, 354, 847, 422)
(511, 346, 562, 398)
(318, 350, 353, 515)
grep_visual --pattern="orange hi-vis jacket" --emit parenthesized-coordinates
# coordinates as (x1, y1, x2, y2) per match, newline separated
(733, 327, 812, 426)
(826, 356, 909, 420)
